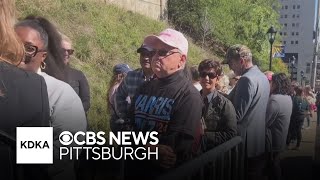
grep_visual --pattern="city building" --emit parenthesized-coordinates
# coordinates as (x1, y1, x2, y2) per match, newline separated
(278, 0, 316, 86)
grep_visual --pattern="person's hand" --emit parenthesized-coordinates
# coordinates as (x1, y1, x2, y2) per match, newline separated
(158, 144, 176, 168)
(146, 144, 176, 168)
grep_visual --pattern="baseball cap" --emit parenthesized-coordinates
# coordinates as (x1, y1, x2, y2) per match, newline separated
(113, 63, 132, 74)
(137, 44, 153, 53)
(143, 28, 188, 56)
(222, 44, 252, 64)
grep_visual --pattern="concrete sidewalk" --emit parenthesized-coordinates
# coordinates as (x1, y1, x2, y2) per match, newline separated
(280, 114, 319, 180)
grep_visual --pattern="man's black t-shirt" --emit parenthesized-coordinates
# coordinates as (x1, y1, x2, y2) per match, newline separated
(127, 70, 203, 179)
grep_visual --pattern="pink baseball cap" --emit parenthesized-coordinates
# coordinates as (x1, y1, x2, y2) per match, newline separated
(143, 28, 188, 57)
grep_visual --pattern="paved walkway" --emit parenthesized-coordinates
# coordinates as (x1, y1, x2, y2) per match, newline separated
(280, 114, 320, 180)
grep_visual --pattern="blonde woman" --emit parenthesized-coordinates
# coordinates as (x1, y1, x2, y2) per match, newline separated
(1, 0, 50, 179)
(107, 63, 131, 132)
(61, 33, 91, 113)
(0, 0, 50, 136)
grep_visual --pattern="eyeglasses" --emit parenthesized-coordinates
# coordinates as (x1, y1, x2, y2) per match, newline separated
(200, 72, 217, 79)
(152, 49, 181, 57)
(24, 44, 46, 57)
(63, 48, 74, 55)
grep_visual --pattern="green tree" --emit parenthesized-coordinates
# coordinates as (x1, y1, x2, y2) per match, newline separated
(167, 0, 287, 73)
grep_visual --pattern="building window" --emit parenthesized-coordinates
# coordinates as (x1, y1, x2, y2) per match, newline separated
(285, 14, 287, 18)
(291, 41, 294, 44)
(295, 40, 298, 44)
(284, 32, 287, 36)
(282, 5, 284, 9)
(292, 23, 295, 27)
(285, 5, 288, 9)
(296, 32, 299, 36)
(292, 14, 295, 18)
(283, 41, 286, 44)
(280, 32, 283, 36)
(297, 14, 300, 18)
(284, 23, 287, 27)
(292, 32, 295, 36)
(293, 5, 296, 9)
(297, 5, 300, 9)
(306, 63, 311, 73)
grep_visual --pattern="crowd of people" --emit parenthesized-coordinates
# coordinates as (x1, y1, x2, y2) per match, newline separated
(1, 0, 319, 180)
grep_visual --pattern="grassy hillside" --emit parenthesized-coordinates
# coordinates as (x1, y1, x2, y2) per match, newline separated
(16, 0, 215, 132)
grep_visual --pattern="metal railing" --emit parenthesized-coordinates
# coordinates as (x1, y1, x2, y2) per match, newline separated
(156, 136, 243, 180)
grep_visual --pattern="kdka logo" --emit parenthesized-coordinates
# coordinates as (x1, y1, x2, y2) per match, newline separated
(16, 127, 53, 164)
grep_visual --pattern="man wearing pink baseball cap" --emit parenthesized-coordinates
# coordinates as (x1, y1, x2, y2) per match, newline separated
(143, 28, 188, 78)
(126, 29, 203, 179)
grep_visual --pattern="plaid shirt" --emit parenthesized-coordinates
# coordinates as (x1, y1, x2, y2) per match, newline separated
(115, 68, 153, 119)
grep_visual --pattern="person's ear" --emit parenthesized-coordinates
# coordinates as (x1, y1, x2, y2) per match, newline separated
(41, 52, 47, 60)
(239, 57, 245, 65)
(178, 55, 186, 68)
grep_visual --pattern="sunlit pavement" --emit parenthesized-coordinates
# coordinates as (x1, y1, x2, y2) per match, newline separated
(280, 113, 320, 180)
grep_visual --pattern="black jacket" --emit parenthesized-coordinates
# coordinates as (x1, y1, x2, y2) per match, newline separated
(66, 66, 90, 113)
(0, 62, 50, 180)
(0, 62, 50, 136)
(202, 90, 237, 148)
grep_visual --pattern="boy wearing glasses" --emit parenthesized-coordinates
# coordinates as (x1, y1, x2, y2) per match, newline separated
(198, 59, 237, 149)
(126, 29, 203, 179)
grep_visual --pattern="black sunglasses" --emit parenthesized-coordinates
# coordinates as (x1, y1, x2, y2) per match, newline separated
(24, 44, 46, 57)
(200, 72, 217, 79)
(63, 48, 74, 55)
(139, 49, 155, 57)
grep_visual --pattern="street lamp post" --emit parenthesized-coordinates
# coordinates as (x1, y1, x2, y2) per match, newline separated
(290, 56, 296, 81)
(267, 26, 277, 71)
(300, 70, 304, 86)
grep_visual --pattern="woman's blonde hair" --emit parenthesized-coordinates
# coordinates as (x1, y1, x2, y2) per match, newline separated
(106, 72, 127, 113)
(0, 0, 24, 65)
(60, 32, 72, 45)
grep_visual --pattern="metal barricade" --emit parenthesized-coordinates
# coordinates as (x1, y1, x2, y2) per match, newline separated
(156, 136, 244, 180)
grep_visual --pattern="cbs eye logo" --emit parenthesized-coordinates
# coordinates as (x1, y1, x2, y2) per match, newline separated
(59, 131, 73, 146)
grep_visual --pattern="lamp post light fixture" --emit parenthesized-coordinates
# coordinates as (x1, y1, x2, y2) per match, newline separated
(267, 26, 277, 71)
(290, 56, 296, 81)
(300, 70, 304, 86)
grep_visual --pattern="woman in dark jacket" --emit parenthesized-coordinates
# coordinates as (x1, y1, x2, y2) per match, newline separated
(60, 33, 91, 113)
(198, 59, 237, 149)
(0, 0, 50, 179)
(286, 86, 309, 150)
(0, 0, 50, 137)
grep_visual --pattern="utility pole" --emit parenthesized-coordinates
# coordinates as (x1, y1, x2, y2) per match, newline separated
(311, 0, 320, 89)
